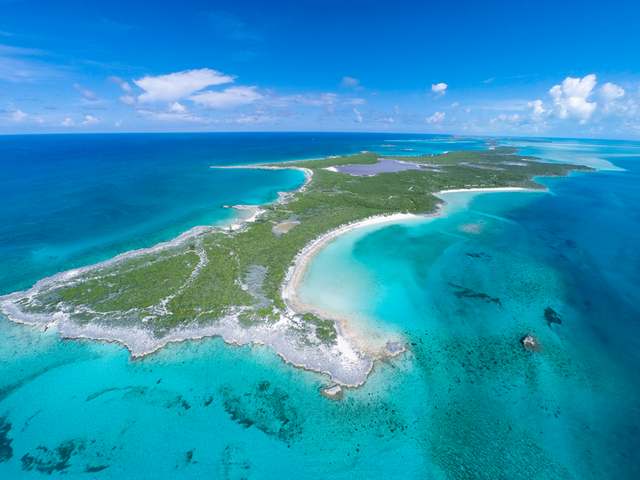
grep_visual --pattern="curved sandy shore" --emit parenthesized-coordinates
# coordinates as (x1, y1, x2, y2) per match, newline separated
(282, 186, 539, 322)
(276, 186, 544, 384)
(282, 212, 426, 315)
(437, 187, 540, 194)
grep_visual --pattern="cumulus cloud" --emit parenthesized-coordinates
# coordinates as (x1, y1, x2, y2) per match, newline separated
(549, 74, 597, 123)
(189, 86, 262, 109)
(528, 99, 547, 121)
(426, 111, 445, 124)
(81, 114, 99, 125)
(61, 117, 74, 127)
(431, 82, 448, 95)
(600, 82, 625, 103)
(135, 68, 234, 103)
(353, 107, 363, 123)
(341, 76, 360, 88)
(484, 74, 639, 134)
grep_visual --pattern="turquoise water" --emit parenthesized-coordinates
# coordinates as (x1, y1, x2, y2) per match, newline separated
(301, 141, 640, 478)
(1, 134, 638, 478)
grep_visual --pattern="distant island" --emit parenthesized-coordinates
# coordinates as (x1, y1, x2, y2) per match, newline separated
(0, 147, 590, 386)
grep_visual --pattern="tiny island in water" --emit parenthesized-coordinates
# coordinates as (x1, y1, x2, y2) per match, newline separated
(0, 147, 590, 390)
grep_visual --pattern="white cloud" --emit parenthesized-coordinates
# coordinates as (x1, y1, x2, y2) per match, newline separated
(135, 68, 234, 103)
(61, 117, 74, 127)
(341, 76, 360, 88)
(431, 82, 448, 95)
(169, 101, 187, 113)
(528, 99, 547, 121)
(549, 74, 597, 123)
(190, 86, 262, 109)
(353, 107, 363, 123)
(81, 114, 99, 125)
(10, 109, 27, 122)
(600, 82, 625, 103)
(426, 111, 445, 124)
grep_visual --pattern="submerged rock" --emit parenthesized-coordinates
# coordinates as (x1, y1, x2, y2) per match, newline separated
(321, 384, 343, 400)
(385, 341, 405, 355)
(449, 282, 502, 306)
(220, 383, 302, 442)
(521, 334, 540, 352)
(0, 417, 13, 462)
(544, 307, 562, 326)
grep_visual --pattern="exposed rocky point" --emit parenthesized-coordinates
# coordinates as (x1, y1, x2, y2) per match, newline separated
(521, 334, 540, 352)
(321, 384, 343, 400)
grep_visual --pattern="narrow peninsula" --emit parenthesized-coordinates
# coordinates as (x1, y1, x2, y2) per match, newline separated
(0, 147, 590, 386)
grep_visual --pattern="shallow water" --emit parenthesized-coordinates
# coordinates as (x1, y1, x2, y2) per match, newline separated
(1, 134, 639, 478)
(300, 140, 640, 478)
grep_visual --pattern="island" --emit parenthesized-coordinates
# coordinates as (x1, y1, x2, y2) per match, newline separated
(0, 147, 590, 386)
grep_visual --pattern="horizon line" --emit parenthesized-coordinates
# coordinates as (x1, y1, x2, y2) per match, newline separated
(0, 130, 637, 143)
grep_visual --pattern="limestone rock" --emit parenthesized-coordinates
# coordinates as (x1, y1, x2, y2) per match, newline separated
(321, 384, 343, 400)
(521, 334, 540, 352)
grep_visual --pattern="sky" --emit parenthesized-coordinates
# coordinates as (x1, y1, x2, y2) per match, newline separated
(1, 0, 639, 138)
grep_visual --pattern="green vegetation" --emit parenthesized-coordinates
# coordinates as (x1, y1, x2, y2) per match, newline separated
(9, 148, 589, 345)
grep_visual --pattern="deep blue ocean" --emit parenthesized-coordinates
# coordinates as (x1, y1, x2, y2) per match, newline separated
(1, 133, 638, 478)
